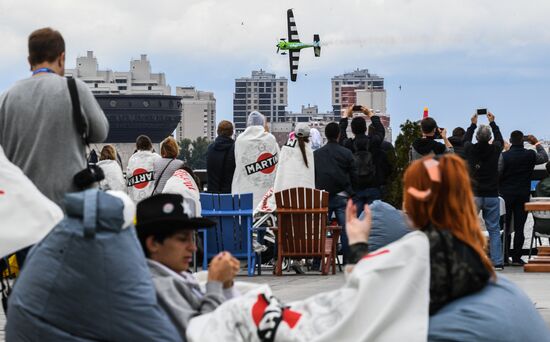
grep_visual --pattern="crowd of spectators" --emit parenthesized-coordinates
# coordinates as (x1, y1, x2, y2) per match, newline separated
(1, 27, 550, 340)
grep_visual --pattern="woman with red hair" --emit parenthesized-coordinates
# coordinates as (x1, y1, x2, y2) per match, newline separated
(403, 154, 494, 314)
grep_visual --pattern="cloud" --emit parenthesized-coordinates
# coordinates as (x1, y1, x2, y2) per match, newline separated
(2, 0, 549, 68)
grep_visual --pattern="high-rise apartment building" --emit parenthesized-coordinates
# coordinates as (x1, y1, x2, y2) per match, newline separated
(65, 51, 171, 95)
(175, 87, 216, 141)
(233, 70, 288, 134)
(332, 69, 391, 141)
(331, 69, 384, 117)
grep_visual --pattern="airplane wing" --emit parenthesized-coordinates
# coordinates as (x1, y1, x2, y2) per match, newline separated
(287, 9, 300, 42)
(289, 50, 300, 82)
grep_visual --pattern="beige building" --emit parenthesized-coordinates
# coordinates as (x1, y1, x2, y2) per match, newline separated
(176, 87, 216, 141)
(65, 51, 171, 95)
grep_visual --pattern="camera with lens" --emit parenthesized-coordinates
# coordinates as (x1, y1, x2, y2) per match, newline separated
(73, 164, 105, 190)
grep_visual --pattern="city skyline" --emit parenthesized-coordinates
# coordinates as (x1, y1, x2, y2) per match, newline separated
(1, 0, 549, 140)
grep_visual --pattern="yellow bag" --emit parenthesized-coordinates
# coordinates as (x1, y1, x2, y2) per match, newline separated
(2, 255, 19, 278)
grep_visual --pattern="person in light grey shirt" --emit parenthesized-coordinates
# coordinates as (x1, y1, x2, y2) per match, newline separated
(0, 27, 109, 208)
(136, 194, 240, 339)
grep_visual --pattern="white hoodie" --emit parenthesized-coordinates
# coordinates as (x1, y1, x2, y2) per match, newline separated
(126, 150, 161, 203)
(97, 159, 126, 193)
(232, 126, 280, 208)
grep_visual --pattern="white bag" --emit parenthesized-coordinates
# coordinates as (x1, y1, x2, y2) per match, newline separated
(0, 146, 63, 257)
(187, 231, 430, 342)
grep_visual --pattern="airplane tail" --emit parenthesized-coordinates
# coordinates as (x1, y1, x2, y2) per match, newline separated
(314, 34, 321, 57)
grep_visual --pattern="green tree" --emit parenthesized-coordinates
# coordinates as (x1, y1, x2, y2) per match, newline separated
(178, 137, 210, 170)
(385, 120, 421, 208)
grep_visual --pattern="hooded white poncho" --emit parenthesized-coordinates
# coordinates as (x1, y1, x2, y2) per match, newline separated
(232, 125, 280, 209)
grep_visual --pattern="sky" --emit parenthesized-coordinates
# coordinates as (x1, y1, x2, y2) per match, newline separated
(1, 0, 550, 140)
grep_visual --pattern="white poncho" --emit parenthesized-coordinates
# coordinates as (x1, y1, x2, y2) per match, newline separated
(232, 126, 280, 209)
(0, 146, 63, 257)
(187, 231, 430, 342)
(126, 150, 161, 203)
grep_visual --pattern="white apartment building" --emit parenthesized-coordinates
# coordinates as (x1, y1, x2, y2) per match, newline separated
(65, 51, 170, 95)
(176, 87, 216, 141)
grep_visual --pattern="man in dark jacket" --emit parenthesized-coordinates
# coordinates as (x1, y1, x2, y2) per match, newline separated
(410, 117, 453, 161)
(315, 122, 357, 263)
(206, 121, 236, 193)
(338, 105, 385, 210)
(463, 112, 504, 269)
(449, 127, 466, 159)
(499, 130, 548, 265)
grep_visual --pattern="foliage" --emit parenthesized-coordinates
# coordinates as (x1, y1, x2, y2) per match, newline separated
(385, 120, 421, 208)
(178, 137, 210, 170)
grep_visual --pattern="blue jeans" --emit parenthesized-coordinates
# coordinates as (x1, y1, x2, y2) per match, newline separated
(353, 187, 382, 216)
(329, 195, 349, 263)
(475, 196, 504, 266)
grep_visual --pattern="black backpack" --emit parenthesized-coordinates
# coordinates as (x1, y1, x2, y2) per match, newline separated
(353, 139, 376, 188)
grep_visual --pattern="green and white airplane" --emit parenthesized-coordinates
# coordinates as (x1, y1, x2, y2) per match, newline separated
(276, 9, 321, 82)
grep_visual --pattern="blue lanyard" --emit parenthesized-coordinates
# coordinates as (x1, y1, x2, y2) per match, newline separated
(32, 68, 55, 75)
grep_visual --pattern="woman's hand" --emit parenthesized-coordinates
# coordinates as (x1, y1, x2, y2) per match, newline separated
(345, 199, 372, 245)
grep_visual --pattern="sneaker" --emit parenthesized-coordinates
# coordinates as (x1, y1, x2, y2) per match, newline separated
(494, 265, 504, 271)
(510, 258, 526, 266)
(252, 240, 268, 253)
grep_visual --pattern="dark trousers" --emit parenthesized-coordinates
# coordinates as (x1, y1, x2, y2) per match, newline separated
(502, 193, 530, 260)
(329, 195, 348, 263)
(353, 187, 382, 216)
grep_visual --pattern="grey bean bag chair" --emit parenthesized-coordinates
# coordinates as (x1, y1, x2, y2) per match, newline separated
(6, 190, 180, 341)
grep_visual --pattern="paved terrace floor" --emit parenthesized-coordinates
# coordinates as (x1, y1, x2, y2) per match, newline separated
(1, 267, 547, 341)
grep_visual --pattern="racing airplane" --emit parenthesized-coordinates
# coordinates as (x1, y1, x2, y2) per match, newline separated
(276, 9, 321, 82)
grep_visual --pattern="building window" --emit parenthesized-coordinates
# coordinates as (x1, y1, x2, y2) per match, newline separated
(280, 88, 284, 92)
(148, 86, 152, 90)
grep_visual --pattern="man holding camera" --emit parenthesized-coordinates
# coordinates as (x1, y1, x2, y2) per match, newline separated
(338, 105, 386, 209)
(463, 112, 504, 269)
(0, 27, 109, 208)
(499, 131, 548, 265)
(410, 117, 453, 161)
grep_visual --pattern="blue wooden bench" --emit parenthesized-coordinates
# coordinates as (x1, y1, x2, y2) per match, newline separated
(199, 193, 258, 276)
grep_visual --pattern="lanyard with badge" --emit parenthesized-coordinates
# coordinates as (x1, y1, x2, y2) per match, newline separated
(32, 68, 55, 75)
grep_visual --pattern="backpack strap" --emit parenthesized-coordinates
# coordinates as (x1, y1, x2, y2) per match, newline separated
(152, 158, 176, 195)
(67, 77, 89, 146)
(83, 190, 99, 238)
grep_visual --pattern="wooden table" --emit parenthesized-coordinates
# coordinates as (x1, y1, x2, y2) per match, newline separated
(524, 202, 550, 272)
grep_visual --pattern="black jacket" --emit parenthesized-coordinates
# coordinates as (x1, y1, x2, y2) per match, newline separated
(338, 115, 385, 153)
(448, 136, 466, 159)
(338, 116, 386, 188)
(411, 137, 447, 157)
(463, 122, 503, 197)
(314, 141, 356, 196)
(500, 144, 548, 197)
(206, 136, 236, 193)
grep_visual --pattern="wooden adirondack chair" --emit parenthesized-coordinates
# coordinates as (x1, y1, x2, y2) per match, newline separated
(200, 193, 257, 276)
(274, 187, 340, 276)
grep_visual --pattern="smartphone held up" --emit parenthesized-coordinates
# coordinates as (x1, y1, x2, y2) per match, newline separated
(476, 108, 488, 115)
